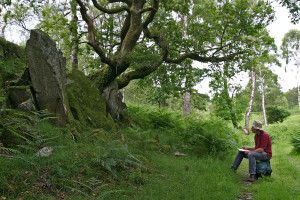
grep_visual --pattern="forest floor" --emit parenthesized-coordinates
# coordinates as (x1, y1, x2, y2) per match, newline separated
(1, 108, 299, 199)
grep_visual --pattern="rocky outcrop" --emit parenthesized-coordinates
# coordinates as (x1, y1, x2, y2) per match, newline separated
(8, 86, 37, 111)
(0, 37, 26, 97)
(26, 29, 71, 125)
(0, 37, 25, 62)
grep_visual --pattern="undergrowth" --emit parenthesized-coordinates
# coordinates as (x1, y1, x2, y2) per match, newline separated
(126, 103, 240, 157)
(5, 103, 296, 199)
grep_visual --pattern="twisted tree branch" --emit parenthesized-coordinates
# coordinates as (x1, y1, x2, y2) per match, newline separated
(164, 51, 244, 64)
(76, 0, 114, 66)
(91, 0, 129, 14)
(117, 61, 163, 89)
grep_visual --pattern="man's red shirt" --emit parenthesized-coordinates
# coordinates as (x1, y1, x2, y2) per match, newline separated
(254, 130, 272, 159)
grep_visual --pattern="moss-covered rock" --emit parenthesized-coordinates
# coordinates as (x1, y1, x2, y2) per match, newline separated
(7, 86, 33, 108)
(0, 37, 26, 89)
(0, 37, 25, 61)
(67, 69, 115, 131)
(89, 128, 111, 142)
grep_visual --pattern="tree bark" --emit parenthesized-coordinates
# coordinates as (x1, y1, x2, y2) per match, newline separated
(183, 86, 191, 117)
(182, 12, 191, 117)
(1, 23, 6, 38)
(71, 0, 79, 69)
(222, 63, 238, 128)
(121, 88, 125, 103)
(245, 65, 255, 130)
(297, 63, 300, 113)
(298, 84, 300, 113)
(259, 66, 268, 126)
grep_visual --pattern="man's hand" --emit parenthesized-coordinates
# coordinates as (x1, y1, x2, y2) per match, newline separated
(244, 151, 250, 155)
(242, 146, 247, 150)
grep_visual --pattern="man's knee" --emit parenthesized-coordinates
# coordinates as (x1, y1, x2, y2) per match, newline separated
(248, 153, 255, 158)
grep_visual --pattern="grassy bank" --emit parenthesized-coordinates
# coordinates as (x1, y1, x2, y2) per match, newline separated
(0, 104, 299, 199)
(108, 154, 241, 200)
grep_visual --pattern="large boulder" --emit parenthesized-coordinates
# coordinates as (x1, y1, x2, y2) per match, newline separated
(0, 37, 26, 110)
(67, 69, 115, 130)
(7, 85, 37, 111)
(26, 29, 71, 125)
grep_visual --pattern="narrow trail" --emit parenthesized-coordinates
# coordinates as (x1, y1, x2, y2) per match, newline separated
(237, 168, 254, 200)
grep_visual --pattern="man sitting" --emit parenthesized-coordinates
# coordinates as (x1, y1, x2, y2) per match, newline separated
(231, 120, 272, 181)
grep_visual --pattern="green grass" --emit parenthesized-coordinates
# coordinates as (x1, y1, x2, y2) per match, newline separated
(246, 142, 300, 200)
(108, 154, 241, 200)
(234, 114, 300, 200)
(1, 105, 300, 199)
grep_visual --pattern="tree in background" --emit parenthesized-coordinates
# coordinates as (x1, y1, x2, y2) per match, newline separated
(256, 53, 280, 127)
(277, 0, 300, 24)
(239, 54, 286, 128)
(244, 33, 278, 129)
(285, 87, 299, 109)
(245, 66, 287, 112)
(244, 64, 255, 131)
(281, 29, 300, 112)
(1, 0, 276, 120)
(0, 0, 40, 40)
(75, 0, 274, 98)
(210, 28, 277, 128)
(209, 61, 248, 128)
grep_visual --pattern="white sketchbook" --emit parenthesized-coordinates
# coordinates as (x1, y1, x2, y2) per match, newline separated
(237, 148, 248, 152)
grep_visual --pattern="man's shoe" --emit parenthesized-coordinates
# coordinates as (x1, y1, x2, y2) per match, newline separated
(230, 166, 237, 173)
(247, 174, 256, 182)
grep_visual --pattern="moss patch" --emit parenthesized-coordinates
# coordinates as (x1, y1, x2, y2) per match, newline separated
(0, 37, 25, 61)
(0, 96, 8, 108)
(0, 37, 26, 88)
(67, 69, 115, 131)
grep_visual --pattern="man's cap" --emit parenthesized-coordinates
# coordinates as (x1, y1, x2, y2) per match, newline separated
(251, 120, 263, 131)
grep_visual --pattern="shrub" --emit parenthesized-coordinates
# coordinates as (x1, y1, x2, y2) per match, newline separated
(127, 103, 238, 157)
(177, 116, 238, 156)
(127, 103, 183, 129)
(266, 106, 291, 124)
(291, 128, 300, 154)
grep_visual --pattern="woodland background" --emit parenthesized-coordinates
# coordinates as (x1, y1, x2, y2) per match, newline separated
(0, 0, 300, 199)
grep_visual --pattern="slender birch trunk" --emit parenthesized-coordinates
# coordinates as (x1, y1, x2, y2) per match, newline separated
(259, 66, 268, 126)
(298, 84, 300, 113)
(183, 13, 191, 117)
(122, 88, 125, 103)
(296, 63, 300, 113)
(245, 65, 255, 131)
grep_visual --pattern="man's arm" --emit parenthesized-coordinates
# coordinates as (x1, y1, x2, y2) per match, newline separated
(242, 146, 255, 150)
(251, 148, 264, 152)
(244, 147, 264, 154)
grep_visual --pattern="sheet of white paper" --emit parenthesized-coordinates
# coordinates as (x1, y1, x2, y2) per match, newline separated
(237, 148, 248, 152)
